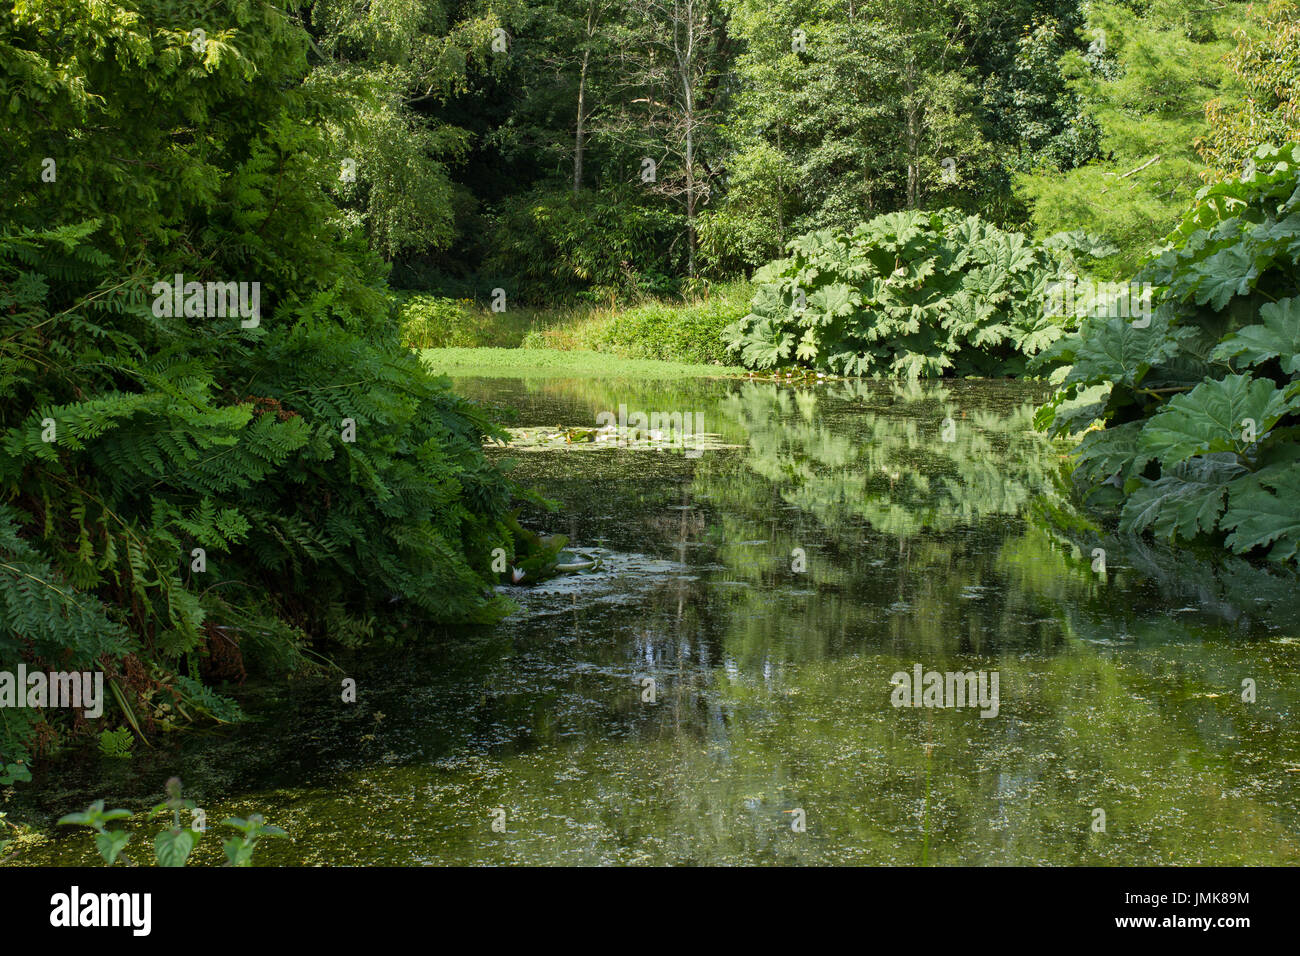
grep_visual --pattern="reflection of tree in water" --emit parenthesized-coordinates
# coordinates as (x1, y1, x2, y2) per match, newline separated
(686, 380, 1088, 665)
(682, 383, 1300, 863)
(714, 379, 1061, 536)
(451, 376, 1300, 865)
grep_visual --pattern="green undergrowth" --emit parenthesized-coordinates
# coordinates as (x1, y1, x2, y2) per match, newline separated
(398, 282, 751, 366)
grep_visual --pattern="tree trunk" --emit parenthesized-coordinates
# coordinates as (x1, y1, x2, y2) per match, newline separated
(904, 62, 919, 210)
(682, 0, 697, 276)
(685, 84, 696, 276)
(776, 125, 785, 250)
(574, 46, 589, 195)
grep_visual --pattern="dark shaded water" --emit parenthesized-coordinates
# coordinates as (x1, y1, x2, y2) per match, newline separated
(8, 375, 1300, 865)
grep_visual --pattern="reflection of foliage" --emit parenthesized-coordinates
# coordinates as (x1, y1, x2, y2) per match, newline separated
(1036, 144, 1300, 565)
(460, 375, 752, 449)
(723, 211, 1072, 377)
(680, 380, 1086, 672)
(1031, 500, 1300, 636)
(714, 381, 1061, 537)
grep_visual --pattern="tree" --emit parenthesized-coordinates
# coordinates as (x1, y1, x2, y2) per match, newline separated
(602, 0, 728, 278)
(572, 1, 617, 193)
(1015, 0, 1249, 276)
(972, 4, 1098, 176)
(303, 0, 508, 258)
(1198, 0, 1300, 182)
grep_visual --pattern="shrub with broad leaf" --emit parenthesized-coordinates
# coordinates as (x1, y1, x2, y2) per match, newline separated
(1035, 143, 1300, 565)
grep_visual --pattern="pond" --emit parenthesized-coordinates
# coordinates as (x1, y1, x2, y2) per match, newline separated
(10, 373, 1300, 865)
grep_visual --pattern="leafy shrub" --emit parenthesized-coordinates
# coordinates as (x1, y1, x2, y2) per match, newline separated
(0, 220, 522, 767)
(1035, 143, 1300, 565)
(1013, 0, 1244, 277)
(694, 140, 798, 279)
(696, 205, 786, 279)
(602, 294, 748, 365)
(0, 2, 526, 770)
(519, 283, 750, 365)
(483, 186, 681, 305)
(723, 210, 1072, 377)
(396, 294, 482, 348)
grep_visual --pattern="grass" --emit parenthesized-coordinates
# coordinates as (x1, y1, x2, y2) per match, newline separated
(520, 280, 752, 365)
(395, 280, 754, 367)
(420, 347, 745, 379)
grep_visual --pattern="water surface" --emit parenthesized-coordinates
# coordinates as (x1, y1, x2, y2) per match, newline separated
(10, 374, 1300, 865)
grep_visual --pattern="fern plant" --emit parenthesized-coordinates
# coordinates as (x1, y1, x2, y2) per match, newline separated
(0, 2, 531, 770)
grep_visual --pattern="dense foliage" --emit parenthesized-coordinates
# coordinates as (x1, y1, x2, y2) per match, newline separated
(723, 211, 1073, 377)
(0, 1, 523, 767)
(1198, 1, 1300, 183)
(1035, 143, 1300, 564)
(388, 0, 1264, 299)
(397, 293, 490, 347)
(525, 285, 747, 364)
(1015, 0, 1248, 277)
(15, 0, 1243, 308)
(482, 186, 681, 304)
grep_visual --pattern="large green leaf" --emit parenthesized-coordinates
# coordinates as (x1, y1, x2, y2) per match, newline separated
(1138, 374, 1300, 465)
(1222, 465, 1300, 561)
(1184, 244, 1258, 310)
(748, 284, 786, 320)
(153, 828, 195, 867)
(807, 282, 856, 325)
(1211, 296, 1300, 375)
(1074, 421, 1148, 484)
(1119, 455, 1246, 540)
(95, 830, 132, 866)
(981, 231, 1038, 276)
(1063, 314, 1187, 388)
